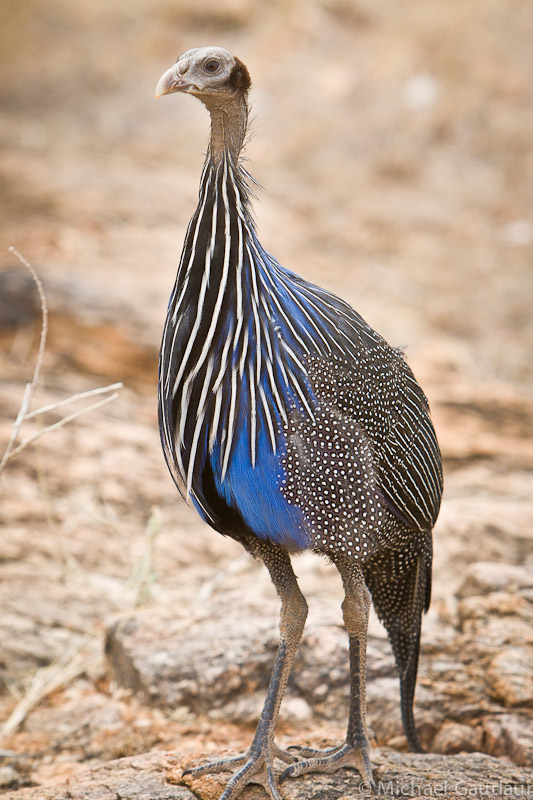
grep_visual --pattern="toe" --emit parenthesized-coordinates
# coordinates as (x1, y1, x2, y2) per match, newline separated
(273, 744, 301, 764)
(182, 753, 247, 778)
(280, 742, 374, 785)
(265, 764, 282, 800)
(287, 743, 343, 758)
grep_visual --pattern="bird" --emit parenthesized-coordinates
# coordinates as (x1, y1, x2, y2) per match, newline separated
(155, 46, 442, 800)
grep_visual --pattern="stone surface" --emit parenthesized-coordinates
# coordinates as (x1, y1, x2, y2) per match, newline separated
(456, 562, 533, 599)
(105, 570, 533, 767)
(486, 647, 533, 708)
(105, 595, 281, 714)
(6, 748, 533, 800)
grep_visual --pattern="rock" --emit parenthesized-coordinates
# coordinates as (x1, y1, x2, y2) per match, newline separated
(105, 595, 280, 714)
(0, 268, 40, 329)
(457, 562, 533, 599)
(7, 748, 533, 800)
(483, 714, 533, 765)
(486, 647, 533, 707)
(5, 750, 191, 800)
(105, 565, 533, 767)
(0, 560, 113, 688)
(432, 722, 483, 754)
(105, 596, 401, 730)
(458, 591, 533, 635)
(0, 267, 158, 384)
(0, 765, 20, 789)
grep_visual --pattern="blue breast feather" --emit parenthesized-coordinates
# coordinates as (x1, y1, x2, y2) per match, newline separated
(211, 421, 310, 551)
(197, 250, 328, 551)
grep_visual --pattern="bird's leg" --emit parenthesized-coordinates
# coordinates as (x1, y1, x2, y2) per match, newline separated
(182, 542, 308, 800)
(281, 559, 374, 786)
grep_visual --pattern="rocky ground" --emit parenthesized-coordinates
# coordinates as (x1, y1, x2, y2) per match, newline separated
(0, 0, 532, 798)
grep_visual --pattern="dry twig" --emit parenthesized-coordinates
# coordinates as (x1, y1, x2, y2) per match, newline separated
(7, 388, 122, 460)
(0, 639, 102, 741)
(130, 506, 162, 607)
(0, 249, 123, 475)
(0, 250, 126, 738)
(0, 248, 48, 473)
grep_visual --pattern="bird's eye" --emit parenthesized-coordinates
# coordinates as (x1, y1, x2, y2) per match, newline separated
(204, 59, 221, 74)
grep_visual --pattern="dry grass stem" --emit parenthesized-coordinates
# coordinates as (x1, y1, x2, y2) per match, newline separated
(24, 382, 124, 420)
(0, 247, 48, 473)
(131, 505, 162, 607)
(0, 638, 102, 741)
(7, 391, 122, 459)
(0, 249, 123, 474)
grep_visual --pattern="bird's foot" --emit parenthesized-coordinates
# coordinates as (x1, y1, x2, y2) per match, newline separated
(281, 740, 374, 787)
(181, 724, 298, 800)
(287, 743, 342, 758)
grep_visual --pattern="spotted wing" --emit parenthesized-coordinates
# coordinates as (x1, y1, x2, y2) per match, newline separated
(307, 326, 443, 533)
(271, 268, 443, 534)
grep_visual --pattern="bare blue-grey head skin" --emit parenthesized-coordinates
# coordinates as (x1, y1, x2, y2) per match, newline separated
(156, 47, 250, 163)
(155, 47, 239, 97)
(155, 46, 442, 800)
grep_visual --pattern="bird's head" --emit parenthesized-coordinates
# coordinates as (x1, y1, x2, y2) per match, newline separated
(155, 46, 251, 104)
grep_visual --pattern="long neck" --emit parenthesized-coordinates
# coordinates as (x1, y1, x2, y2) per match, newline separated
(202, 92, 248, 165)
(163, 155, 256, 399)
(159, 147, 319, 500)
(159, 153, 263, 490)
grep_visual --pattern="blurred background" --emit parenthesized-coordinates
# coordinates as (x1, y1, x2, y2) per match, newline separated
(0, 0, 532, 791)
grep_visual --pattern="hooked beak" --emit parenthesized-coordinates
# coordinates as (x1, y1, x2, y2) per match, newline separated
(155, 64, 191, 98)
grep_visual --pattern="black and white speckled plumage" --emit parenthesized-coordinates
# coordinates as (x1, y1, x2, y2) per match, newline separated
(280, 344, 441, 561)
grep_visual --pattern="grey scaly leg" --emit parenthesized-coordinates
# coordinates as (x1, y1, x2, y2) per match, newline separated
(183, 542, 308, 800)
(281, 558, 374, 786)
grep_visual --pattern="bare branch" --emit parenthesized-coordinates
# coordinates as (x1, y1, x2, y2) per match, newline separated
(1, 249, 123, 472)
(0, 248, 48, 473)
(8, 392, 121, 459)
(24, 382, 124, 420)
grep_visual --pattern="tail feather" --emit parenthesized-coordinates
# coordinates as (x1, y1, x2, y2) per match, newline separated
(362, 531, 432, 752)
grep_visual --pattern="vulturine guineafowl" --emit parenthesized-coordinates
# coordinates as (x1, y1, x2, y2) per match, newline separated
(155, 46, 442, 800)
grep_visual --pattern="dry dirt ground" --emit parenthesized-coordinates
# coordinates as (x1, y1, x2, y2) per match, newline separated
(0, 0, 532, 796)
